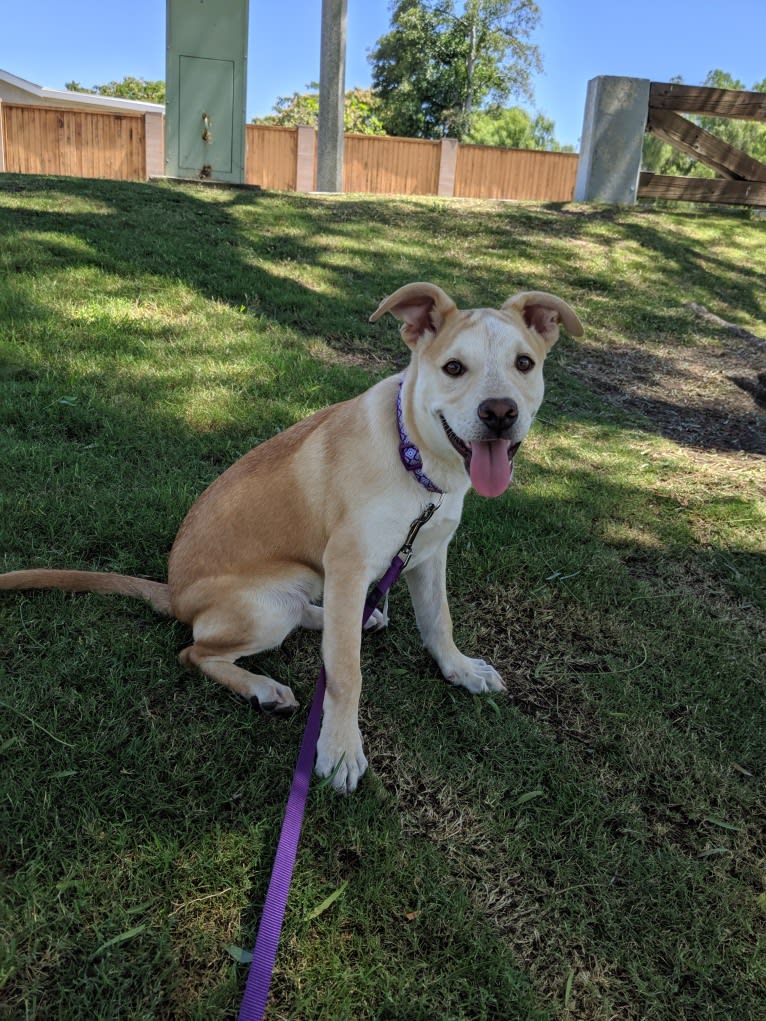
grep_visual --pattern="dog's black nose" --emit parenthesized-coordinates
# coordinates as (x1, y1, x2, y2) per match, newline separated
(478, 398, 518, 436)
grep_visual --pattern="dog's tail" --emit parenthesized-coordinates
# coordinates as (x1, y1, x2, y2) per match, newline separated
(0, 569, 172, 616)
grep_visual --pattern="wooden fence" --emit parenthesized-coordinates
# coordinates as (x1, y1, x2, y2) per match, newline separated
(245, 124, 578, 200)
(6, 88, 765, 207)
(1, 102, 579, 202)
(639, 81, 766, 205)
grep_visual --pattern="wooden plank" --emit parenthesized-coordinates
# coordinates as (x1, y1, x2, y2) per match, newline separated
(39, 109, 52, 174)
(0, 101, 6, 172)
(72, 111, 84, 177)
(638, 172, 766, 205)
(646, 108, 766, 181)
(650, 82, 766, 121)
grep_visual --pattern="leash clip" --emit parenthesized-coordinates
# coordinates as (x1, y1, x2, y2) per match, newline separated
(397, 498, 441, 568)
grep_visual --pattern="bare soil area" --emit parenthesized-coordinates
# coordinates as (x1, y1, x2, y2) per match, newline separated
(566, 303, 766, 459)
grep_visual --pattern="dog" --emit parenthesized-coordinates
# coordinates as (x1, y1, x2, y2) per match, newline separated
(0, 283, 582, 793)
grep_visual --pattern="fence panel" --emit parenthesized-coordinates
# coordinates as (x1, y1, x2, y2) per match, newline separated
(3, 104, 145, 180)
(344, 134, 441, 195)
(454, 145, 578, 201)
(245, 124, 299, 191)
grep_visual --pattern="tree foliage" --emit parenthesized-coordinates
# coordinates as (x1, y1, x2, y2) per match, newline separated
(642, 70, 766, 177)
(66, 77, 165, 104)
(369, 0, 542, 140)
(253, 84, 386, 135)
(466, 105, 572, 150)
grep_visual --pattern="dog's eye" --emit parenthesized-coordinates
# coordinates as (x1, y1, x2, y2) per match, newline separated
(516, 355, 535, 373)
(443, 360, 466, 377)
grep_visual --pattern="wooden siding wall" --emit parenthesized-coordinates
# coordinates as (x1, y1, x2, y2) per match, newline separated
(455, 145, 579, 201)
(2, 104, 145, 180)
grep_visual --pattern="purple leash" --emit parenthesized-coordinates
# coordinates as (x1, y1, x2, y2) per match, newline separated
(237, 502, 439, 1021)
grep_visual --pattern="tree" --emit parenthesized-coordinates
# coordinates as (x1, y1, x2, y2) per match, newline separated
(466, 105, 572, 150)
(66, 77, 165, 104)
(642, 70, 766, 177)
(253, 84, 386, 135)
(369, 0, 542, 140)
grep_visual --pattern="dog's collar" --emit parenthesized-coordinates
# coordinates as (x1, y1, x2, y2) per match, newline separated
(396, 379, 444, 494)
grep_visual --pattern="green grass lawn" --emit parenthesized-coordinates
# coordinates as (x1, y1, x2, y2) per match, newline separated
(1, 175, 764, 1021)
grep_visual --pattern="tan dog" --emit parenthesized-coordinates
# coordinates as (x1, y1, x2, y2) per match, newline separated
(0, 283, 582, 792)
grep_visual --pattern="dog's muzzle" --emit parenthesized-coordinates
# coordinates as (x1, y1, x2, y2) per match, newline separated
(440, 415, 520, 498)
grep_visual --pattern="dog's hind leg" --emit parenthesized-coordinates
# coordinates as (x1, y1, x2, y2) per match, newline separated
(300, 596, 389, 633)
(180, 644, 299, 715)
(299, 605, 325, 630)
(178, 582, 307, 714)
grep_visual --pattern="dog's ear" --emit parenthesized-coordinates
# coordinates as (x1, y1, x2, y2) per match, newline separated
(502, 292, 584, 348)
(369, 283, 457, 348)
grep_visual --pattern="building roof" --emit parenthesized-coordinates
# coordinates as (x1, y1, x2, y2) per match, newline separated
(0, 68, 164, 113)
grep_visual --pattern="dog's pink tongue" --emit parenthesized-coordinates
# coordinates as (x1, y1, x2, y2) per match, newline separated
(469, 440, 513, 498)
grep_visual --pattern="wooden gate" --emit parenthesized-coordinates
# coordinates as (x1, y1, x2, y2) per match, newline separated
(639, 81, 766, 205)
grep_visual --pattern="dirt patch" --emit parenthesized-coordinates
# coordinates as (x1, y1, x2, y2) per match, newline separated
(565, 304, 766, 458)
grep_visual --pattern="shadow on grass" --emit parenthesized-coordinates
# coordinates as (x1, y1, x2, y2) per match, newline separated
(0, 178, 757, 322)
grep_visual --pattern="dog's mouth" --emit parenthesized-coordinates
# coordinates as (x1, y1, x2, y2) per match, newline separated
(440, 416, 521, 498)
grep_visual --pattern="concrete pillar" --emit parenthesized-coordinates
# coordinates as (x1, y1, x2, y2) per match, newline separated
(574, 76, 650, 204)
(437, 138, 458, 197)
(144, 112, 165, 178)
(296, 125, 317, 192)
(317, 0, 347, 192)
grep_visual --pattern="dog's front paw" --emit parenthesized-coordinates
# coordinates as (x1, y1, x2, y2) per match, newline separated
(315, 720, 368, 794)
(444, 655, 506, 695)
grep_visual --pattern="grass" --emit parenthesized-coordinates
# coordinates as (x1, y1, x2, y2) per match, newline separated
(0, 174, 764, 1020)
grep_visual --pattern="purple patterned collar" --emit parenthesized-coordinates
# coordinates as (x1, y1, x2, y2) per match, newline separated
(396, 379, 443, 494)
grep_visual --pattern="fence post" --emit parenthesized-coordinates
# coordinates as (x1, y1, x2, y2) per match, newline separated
(0, 100, 5, 173)
(574, 76, 650, 204)
(296, 126, 317, 192)
(144, 112, 165, 179)
(437, 138, 458, 197)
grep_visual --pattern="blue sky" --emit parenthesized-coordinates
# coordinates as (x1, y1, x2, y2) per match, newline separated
(3, 0, 764, 149)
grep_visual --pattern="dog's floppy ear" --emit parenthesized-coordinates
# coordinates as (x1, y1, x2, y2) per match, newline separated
(370, 282, 457, 348)
(503, 292, 584, 348)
